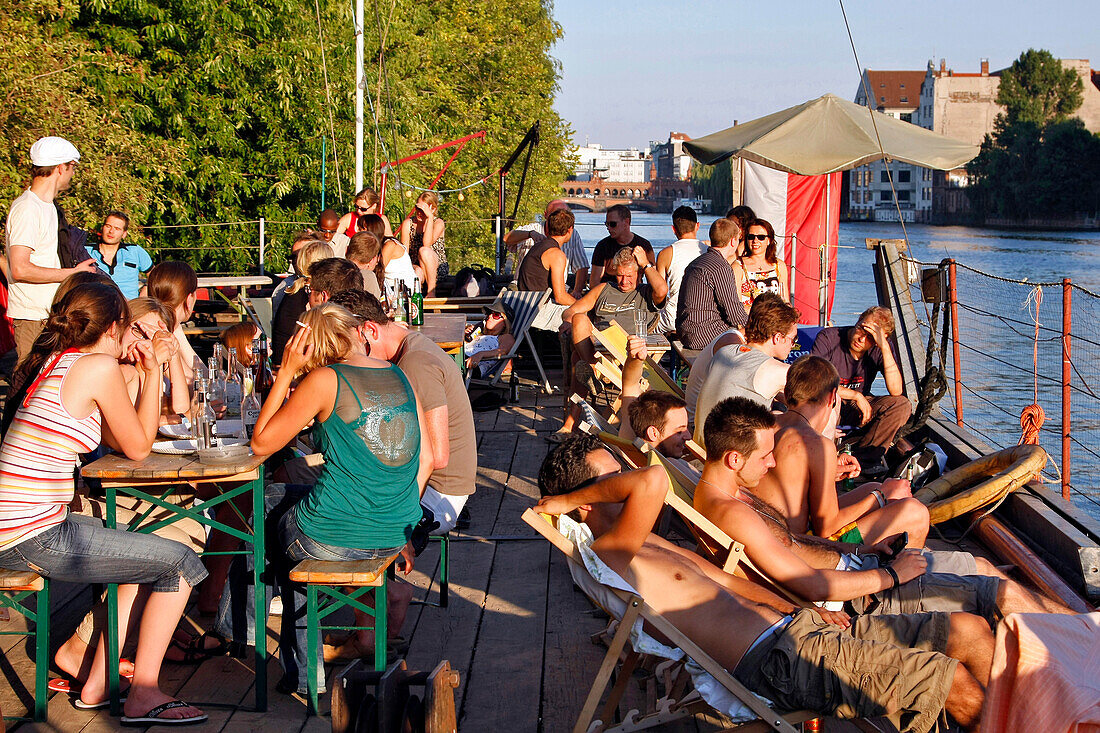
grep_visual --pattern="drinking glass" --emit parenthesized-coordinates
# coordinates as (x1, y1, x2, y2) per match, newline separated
(633, 310, 649, 339)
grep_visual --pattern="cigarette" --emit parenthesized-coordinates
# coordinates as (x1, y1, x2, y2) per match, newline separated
(295, 320, 311, 329)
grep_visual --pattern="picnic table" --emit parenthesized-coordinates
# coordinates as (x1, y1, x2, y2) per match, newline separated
(80, 450, 269, 715)
(412, 312, 468, 371)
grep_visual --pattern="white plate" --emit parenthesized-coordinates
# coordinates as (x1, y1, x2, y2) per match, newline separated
(159, 419, 243, 440)
(151, 437, 247, 455)
(159, 420, 191, 439)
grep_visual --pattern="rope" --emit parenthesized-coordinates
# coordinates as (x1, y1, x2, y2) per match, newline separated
(1019, 286, 1046, 450)
(896, 260, 950, 441)
(314, 0, 343, 201)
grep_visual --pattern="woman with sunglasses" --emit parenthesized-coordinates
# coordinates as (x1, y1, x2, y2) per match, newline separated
(0, 283, 207, 723)
(399, 191, 447, 297)
(736, 218, 789, 309)
(337, 187, 393, 239)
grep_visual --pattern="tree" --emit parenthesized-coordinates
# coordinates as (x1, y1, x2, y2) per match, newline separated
(3, 0, 571, 274)
(967, 51, 1100, 221)
(996, 49, 1083, 126)
(691, 159, 733, 214)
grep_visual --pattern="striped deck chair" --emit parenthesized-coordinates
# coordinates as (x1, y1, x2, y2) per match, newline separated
(466, 288, 553, 394)
(649, 451, 809, 608)
(522, 509, 806, 733)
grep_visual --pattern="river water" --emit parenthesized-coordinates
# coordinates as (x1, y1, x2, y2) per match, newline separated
(571, 211, 1100, 519)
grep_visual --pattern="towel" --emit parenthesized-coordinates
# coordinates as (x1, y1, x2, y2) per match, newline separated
(981, 611, 1100, 733)
(558, 515, 772, 723)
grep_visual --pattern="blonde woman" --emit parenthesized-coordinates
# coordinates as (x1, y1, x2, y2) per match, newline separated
(399, 191, 447, 296)
(241, 304, 432, 693)
(271, 240, 333, 363)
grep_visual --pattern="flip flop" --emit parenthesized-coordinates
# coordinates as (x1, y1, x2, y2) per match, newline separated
(121, 699, 208, 726)
(49, 659, 135, 693)
(73, 695, 127, 710)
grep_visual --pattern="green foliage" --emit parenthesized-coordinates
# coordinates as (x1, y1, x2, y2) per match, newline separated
(2, 0, 572, 274)
(968, 51, 1099, 220)
(0, 0, 184, 236)
(996, 49, 1083, 126)
(690, 159, 733, 214)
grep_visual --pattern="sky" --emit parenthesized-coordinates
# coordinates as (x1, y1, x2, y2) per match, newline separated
(551, 0, 1100, 149)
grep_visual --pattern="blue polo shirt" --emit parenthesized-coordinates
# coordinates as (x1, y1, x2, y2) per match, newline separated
(86, 241, 153, 299)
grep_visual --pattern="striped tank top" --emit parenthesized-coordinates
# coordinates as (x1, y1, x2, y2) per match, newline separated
(0, 351, 101, 550)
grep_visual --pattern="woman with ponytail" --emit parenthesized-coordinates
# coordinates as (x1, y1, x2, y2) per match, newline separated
(0, 283, 208, 724)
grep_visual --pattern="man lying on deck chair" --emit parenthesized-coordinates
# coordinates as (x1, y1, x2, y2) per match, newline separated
(694, 396, 1074, 623)
(536, 435, 990, 733)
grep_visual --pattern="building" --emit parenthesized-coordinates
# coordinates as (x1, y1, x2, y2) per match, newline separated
(847, 70, 927, 222)
(571, 142, 649, 183)
(650, 132, 693, 181)
(848, 58, 1100, 222)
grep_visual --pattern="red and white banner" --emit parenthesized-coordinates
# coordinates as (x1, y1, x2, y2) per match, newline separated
(741, 160, 841, 325)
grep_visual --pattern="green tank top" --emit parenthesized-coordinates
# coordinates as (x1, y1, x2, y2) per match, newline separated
(294, 363, 422, 550)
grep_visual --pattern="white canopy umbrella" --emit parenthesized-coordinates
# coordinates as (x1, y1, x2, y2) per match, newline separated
(683, 93, 979, 175)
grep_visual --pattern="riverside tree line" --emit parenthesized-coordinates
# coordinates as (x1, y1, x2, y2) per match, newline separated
(0, 0, 573, 274)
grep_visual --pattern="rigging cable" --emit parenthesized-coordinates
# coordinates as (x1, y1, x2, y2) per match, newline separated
(313, 0, 344, 201)
(1019, 286, 1047, 447)
(373, 0, 403, 194)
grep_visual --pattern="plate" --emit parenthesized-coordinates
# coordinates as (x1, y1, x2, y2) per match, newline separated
(159, 419, 243, 440)
(159, 420, 191, 439)
(151, 437, 247, 455)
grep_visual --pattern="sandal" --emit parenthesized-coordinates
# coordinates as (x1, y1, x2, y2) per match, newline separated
(165, 631, 229, 665)
(121, 699, 208, 726)
(49, 658, 134, 693)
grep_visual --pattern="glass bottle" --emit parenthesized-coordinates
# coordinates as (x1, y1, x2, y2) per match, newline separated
(410, 277, 424, 326)
(223, 348, 243, 419)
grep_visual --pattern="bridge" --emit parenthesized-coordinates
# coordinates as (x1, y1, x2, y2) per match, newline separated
(558, 178, 694, 213)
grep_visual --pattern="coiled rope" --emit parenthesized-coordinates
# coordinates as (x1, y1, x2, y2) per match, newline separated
(1020, 286, 1045, 447)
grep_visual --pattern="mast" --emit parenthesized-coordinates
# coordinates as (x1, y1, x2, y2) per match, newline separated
(354, 0, 365, 191)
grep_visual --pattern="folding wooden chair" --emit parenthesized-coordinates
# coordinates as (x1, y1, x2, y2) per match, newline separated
(522, 509, 805, 733)
(466, 288, 553, 393)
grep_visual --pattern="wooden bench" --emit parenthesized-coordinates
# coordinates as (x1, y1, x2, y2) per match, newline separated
(288, 555, 399, 714)
(421, 296, 497, 315)
(0, 569, 49, 723)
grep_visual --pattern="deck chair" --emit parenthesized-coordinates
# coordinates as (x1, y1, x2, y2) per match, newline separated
(576, 417, 650, 471)
(571, 394, 617, 434)
(522, 509, 804, 733)
(649, 451, 809, 608)
(466, 288, 553, 394)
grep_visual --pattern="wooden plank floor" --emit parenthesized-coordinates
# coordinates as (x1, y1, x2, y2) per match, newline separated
(0, 380, 736, 731)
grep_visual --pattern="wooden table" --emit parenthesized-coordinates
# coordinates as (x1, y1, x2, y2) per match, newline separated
(81, 451, 269, 714)
(412, 313, 468, 370)
(196, 275, 273, 289)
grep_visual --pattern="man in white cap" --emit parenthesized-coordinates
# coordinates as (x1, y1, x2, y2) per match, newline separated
(4, 137, 98, 359)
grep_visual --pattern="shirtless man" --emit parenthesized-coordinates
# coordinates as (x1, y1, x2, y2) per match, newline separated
(615, 336, 692, 460)
(536, 434, 989, 733)
(694, 396, 1068, 624)
(755, 354, 930, 548)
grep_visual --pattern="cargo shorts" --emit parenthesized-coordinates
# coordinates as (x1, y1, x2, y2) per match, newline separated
(733, 608, 956, 733)
(848, 572, 1000, 628)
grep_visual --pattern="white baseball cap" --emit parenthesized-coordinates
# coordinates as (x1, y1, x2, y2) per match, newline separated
(30, 137, 81, 167)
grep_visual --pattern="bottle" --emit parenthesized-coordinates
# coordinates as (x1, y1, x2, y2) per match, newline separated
(223, 348, 243, 419)
(410, 277, 424, 326)
(393, 284, 407, 323)
(255, 333, 274, 401)
(193, 378, 217, 449)
(840, 445, 856, 492)
(241, 381, 261, 439)
(207, 357, 225, 417)
(402, 282, 412, 324)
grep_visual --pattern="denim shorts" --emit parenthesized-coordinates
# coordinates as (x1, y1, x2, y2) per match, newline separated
(0, 513, 208, 593)
(280, 504, 404, 563)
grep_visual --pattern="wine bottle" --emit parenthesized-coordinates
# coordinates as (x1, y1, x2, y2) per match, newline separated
(223, 348, 243, 419)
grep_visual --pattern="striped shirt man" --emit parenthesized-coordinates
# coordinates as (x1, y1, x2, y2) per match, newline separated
(675, 247, 749, 350)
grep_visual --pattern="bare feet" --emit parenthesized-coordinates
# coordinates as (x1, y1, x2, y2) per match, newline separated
(55, 634, 134, 686)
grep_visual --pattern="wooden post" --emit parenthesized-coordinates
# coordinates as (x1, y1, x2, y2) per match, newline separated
(948, 260, 962, 427)
(1063, 278, 1072, 501)
(258, 217, 265, 275)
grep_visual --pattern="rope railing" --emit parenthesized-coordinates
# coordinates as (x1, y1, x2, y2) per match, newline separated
(916, 254, 1100, 510)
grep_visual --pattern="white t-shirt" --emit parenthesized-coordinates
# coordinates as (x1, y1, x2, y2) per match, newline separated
(656, 237, 708, 333)
(5, 190, 61, 320)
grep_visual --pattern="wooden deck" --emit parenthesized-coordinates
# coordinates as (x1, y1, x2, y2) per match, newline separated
(0, 381, 743, 732)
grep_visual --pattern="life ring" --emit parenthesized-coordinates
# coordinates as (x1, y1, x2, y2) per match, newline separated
(913, 444, 1048, 525)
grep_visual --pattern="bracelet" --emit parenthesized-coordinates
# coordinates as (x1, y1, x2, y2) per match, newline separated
(883, 565, 900, 589)
(871, 489, 886, 508)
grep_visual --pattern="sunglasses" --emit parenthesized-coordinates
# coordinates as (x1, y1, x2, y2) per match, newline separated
(129, 322, 151, 340)
(319, 227, 338, 234)
(605, 221, 618, 229)
(746, 234, 769, 242)
(355, 204, 372, 213)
